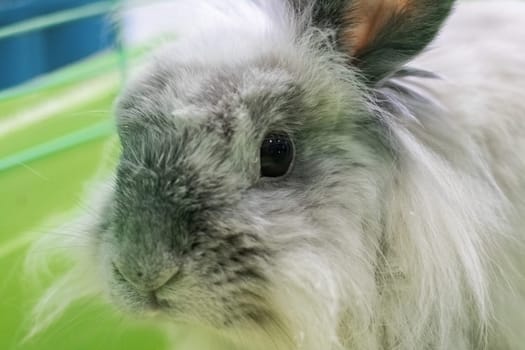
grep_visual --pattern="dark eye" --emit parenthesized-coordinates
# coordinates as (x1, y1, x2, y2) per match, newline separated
(260, 133, 295, 178)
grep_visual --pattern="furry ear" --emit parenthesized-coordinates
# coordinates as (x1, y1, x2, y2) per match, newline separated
(294, 0, 455, 83)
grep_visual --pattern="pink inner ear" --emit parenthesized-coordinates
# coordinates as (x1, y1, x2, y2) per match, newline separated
(342, 0, 412, 57)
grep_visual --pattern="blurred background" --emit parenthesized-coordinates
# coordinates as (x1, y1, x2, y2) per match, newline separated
(0, 1, 231, 349)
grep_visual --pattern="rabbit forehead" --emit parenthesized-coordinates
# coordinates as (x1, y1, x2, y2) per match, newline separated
(116, 60, 313, 161)
(114, 63, 308, 202)
(117, 47, 358, 142)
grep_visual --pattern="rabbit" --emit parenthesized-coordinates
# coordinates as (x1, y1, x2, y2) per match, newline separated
(27, 0, 525, 349)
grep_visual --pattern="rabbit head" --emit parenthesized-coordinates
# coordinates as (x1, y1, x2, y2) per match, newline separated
(38, 1, 510, 350)
(96, 0, 461, 348)
(103, 0, 459, 347)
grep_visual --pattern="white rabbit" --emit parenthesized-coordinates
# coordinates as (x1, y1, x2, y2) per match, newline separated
(28, 1, 525, 349)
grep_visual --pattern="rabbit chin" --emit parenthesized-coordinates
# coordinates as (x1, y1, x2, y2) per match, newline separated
(108, 271, 276, 329)
(107, 263, 338, 350)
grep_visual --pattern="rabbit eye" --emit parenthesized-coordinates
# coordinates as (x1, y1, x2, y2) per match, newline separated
(260, 133, 294, 178)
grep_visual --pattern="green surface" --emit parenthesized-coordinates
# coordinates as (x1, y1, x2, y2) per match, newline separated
(0, 92, 116, 159)
(0, 142, 169, 350)
(0, 53, 169, 350)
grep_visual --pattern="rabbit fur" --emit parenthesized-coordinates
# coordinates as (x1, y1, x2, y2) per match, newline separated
(28, 0, 525, 349)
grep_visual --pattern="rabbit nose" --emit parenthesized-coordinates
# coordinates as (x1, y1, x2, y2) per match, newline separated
(113, 261, 180, 292)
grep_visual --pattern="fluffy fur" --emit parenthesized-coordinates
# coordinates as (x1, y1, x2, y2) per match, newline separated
(27, 1, 525, 349)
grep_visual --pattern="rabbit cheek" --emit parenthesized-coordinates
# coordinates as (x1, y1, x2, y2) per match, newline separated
(180, 232, 276, 329)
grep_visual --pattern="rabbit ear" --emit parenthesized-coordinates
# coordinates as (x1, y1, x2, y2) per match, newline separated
(295, 0, 455, 83)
